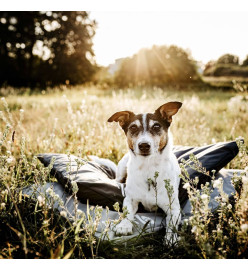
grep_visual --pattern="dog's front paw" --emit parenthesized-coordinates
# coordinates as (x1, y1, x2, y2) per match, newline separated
(164, 232, 180, 246)
(115, 219, 133, 236)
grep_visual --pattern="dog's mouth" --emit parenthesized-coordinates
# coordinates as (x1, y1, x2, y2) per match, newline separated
(139, 151, 151, 157)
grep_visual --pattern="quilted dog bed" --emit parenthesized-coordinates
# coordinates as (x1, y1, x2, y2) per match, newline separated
(23, 141, 241, 240)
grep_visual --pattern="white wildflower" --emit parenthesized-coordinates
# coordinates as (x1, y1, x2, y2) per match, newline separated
(227, 204, 232, 210)
(1, 189, 8, 196)
(71, 181, 79, 193)
(201, 194, 209, 201)
(1, 202, 6, 209)
(222, 196, 228, 203)
(46, 187, 54, 196)
(60, 210, 67, 218)
(213, 178, 222, 189)
(42, 220, 49, 226)
(37, 195, 45, 207)
(77, 209, 83, 216)
(20, 109, 24, 113)
(183, 182, 190, 189)
(54, 194, 60, 201)
(240, 224, 248, 232)
(6, 156, 15, 164)
(183, 219, 189, 226)
(46, 187, 52, 194)
(191, 226, 197, 233)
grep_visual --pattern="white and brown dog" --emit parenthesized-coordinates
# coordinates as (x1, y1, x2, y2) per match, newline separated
(108, 101, 182, 243)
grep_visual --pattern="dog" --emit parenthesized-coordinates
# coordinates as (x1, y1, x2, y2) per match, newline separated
(107, 101, 182, 243)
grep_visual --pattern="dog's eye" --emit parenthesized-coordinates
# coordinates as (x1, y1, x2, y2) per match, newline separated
(152, 124, 161, 131)
(129, 125, 138, 132)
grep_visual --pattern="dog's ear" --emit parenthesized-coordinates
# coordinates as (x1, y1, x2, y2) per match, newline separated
(155, 102, 182, 123)
(108, 111, 134, 127)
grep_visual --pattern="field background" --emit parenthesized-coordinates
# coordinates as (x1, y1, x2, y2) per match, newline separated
(0, 84, 248, 259)
(2, 85, 247, 166)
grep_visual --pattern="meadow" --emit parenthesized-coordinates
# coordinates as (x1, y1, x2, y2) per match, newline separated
(0, 84, 248, 258)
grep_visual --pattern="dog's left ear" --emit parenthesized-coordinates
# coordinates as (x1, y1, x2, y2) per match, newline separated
(155, 101, 182, 123)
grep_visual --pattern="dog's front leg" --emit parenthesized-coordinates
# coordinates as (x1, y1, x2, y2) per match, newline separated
(160, 199, 181, 245)
(115, 153, 129, 183)
(115, 196, 138, 235)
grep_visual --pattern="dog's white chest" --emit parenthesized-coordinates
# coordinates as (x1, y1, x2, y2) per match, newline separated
(125, 154, 178, 211)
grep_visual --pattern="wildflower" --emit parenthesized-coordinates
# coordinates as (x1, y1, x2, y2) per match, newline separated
(60, 210, 67, 218)
(183, 219, 189, 225)
(46, 187, 53, 196)
(227, 204, 232, 210)
(201, 194, 209, 201)
(183, 182, 190, 189)
(213, 178, 222, 189)
(241, 224, 248, 232)
(77, 209, 84, 218)
(1, 203, 6, 210)
(20, 109, 24, 113)
(42, 220, 49, 226)
(1, 189, 8, 196)
(54, 194, 60, 201)
(6, 156, 15, 164)
(191, 226, 197, 233)
(37, 195, 45, 207)
(71, 181, 79, 193)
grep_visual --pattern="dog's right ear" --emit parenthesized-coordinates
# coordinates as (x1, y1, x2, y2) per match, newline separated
(108, 111, 134, 127)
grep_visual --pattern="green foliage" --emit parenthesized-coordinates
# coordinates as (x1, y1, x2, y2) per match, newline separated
(0, 11, 97, 87)
(114, 45, 200, 88)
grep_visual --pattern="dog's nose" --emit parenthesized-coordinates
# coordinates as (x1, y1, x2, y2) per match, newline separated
(138, 142, 151, 152)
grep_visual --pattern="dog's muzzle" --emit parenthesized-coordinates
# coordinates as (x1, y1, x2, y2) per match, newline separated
(138, 142, 151, 156)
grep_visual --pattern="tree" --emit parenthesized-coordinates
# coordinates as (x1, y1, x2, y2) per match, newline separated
(217, 54, 239, 65)
(114, 45, 199, 87)
(0, 11, 97, 87)
(242, 55, 248, 66)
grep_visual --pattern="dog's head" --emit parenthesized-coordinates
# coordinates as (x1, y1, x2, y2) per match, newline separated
(108, 101, 182, 156)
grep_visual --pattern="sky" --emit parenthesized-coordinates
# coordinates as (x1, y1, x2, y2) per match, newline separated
(90, 11, 248, 67)
(2, 0, 248, 67)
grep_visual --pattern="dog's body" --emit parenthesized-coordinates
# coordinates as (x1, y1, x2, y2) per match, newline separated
(108, 102, 182, 243)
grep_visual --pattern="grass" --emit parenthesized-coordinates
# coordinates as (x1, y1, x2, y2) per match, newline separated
(0, 84, 248, 258)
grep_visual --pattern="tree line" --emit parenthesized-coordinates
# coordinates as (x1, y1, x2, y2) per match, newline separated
(2, 12, 246, 89)
(204, 54, 248, 77)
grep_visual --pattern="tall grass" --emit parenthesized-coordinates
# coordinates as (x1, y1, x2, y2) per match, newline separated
(0, 85, 247, 258)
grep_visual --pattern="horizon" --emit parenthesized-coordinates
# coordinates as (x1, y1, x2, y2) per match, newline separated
(90, 11, 248, 67)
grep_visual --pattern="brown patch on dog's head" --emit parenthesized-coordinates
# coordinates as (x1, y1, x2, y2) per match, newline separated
(158, 132, 168, 151)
